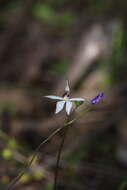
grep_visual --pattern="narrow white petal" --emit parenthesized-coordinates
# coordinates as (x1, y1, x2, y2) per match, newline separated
(70, 98, 85, 101)
(65, 80, 70, 92)
(55, 101, 65, 114)
(66, 101, 73, 115)
(45, 95, 63, 100)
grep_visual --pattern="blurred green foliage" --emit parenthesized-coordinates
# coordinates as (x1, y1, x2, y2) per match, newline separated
(102, 23, 127, 85)
(90, 0, 113, 13)
(45, 183, 53, 190)
(52, 59, 72, 74)
(2, 148, 13, 160)
(32, 3, 76, 29)
(119, 182, 127, 190)
(66, 146, 86, 166)
(8, 139, 18, 149)
(111, 28, 126, 82)
(33, 169, 44, 180)
(33, 3, 56, 23)
(0, 102, 18, 117)
(0, 0, 23, 13)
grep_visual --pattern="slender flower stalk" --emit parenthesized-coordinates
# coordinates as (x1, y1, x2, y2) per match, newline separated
(6, 116, 79, 190)
(53, 125, 69, 190)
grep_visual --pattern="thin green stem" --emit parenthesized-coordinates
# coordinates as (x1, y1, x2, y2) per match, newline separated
(53, 124, 69, 190)
(52, 105, 91, 190)
(6, 104, 91, 190)
(6, 120, 73, 190)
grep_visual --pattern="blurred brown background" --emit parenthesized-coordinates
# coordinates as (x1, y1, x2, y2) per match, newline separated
(0, 0, 127, 189)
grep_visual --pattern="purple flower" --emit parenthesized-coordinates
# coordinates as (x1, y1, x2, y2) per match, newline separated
(91, 92, 104, 104)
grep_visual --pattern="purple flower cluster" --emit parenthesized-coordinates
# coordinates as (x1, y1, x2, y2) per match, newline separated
(91, 92, 104, 104)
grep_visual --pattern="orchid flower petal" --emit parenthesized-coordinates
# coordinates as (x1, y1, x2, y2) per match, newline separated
(70, 98, 85, 101)
(65, 80, 70, 92)
(66, 101, 73, 115)
(55, 101, 65, 114)
(45, 95, 63, 100)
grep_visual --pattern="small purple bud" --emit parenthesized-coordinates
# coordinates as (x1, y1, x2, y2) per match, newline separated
(91, 92, 104, 104)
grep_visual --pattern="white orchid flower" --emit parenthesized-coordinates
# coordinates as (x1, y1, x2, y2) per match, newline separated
(45, 80, 85, 115)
